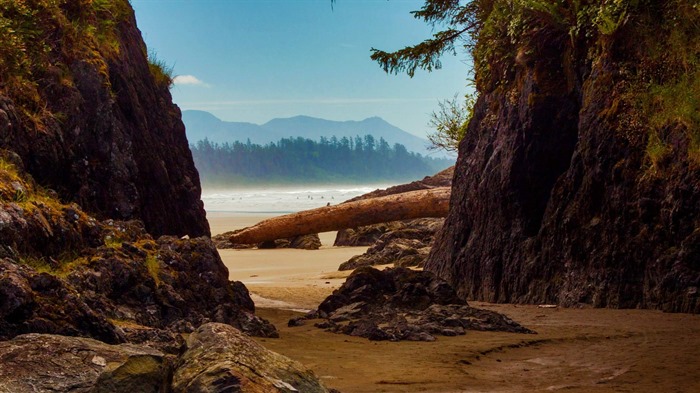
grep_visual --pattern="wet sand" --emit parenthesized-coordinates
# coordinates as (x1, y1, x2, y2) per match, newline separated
(210, 211, 700, 393)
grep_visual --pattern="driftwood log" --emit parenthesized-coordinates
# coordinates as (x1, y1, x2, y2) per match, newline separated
(229, 187, 451, 245)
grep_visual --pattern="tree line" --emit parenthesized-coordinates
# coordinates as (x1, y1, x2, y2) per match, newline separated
(190, 135, 453, 185)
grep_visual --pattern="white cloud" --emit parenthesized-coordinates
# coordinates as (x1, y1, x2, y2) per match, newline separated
(173, 75, 210, 87)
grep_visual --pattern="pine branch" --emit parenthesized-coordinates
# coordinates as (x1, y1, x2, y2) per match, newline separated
(370, 25, 472, 77)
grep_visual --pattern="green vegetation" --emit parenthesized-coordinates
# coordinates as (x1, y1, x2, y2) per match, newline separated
(148, 50, 175, 89)
(0, 0, 131, 128)
(190, 136, 454, 185)
(372, 0, 700, 168)
(0, 156, 68, 210)
(145, 254, 161, 286)
(427, 93, 476, 152)
(0, 156, 37, 204)
(19, 254, 89, 278)
(623, 1, 700, 168)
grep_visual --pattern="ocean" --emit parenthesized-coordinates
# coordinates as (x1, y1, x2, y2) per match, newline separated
(201, 184, 393, 213)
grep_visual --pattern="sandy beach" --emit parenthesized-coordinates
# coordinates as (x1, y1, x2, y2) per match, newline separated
(210, 211, 700, 393)
(209, 211, 365, 310)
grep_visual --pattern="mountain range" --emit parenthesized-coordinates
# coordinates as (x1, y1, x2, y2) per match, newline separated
(182, 110, 438, 157)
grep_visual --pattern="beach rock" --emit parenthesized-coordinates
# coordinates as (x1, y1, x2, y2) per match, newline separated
(0, 138, 276, 347)
(0, 258, 124, 344)
(213, 232, 322, 250)
(334, 223, 391, 247)
(296, 267, 533, 341)
(289, 234, 322, 250)
(338, 218, 443, 270)
(0, 2, 209, 238)
(258, 234, 322, 250)
(0, 168, 104, 260)
(172, 323, 331, 393)
(335, 218, 443, 247)
(0, 206, 277, 348)
(425, 4, 700, 313)
(66, 234, 278, 341)
(0, 333, 171, 393)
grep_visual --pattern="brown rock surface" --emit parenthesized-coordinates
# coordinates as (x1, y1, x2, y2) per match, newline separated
(0, 170, 276, 347)
(426, 7, 700, 313)
(294, 267, 533, 341)
(213, 232, 322, 250)
(0, 333, 170, 393)
(0, 2, 208, 237)
(338, 218, 443, 270)
(172, 323, 331, 393)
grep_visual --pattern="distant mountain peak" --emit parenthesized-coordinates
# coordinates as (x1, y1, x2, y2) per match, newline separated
(182, 109, 222, 122)
(181, 110, 442, 157)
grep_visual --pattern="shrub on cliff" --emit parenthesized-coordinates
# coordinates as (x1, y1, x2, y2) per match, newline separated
(372, 0, 700, 168)
(0, 0, 209, 236)
(374, 1, 699, 311)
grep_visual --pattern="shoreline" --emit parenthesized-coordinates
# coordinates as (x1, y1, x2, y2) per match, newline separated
(209, 210, 365, 310)
(209, 211, 700, 392)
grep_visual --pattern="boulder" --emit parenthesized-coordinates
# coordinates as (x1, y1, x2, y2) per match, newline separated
(213, 232, 322, 250)
(258, 234, 322, 250)
(0, 259, 124, 344)
(172, 323, 330, 393)
(0, 215, 278, 349)
(292, 267, 533, 341)
(0, 333, 170, 393)
(337, 218, 443, 269)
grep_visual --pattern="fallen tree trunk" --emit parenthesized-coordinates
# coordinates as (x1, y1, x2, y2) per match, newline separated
(229, 187, 451, 245)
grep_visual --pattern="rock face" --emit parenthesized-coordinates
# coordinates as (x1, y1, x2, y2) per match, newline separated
(0, 333, 170, 393)
(172, 323, 331, 393)
(338, 218, 444, 270)
(294, 267, 533, 341)
(0, 2, 208, 237)
(426, 6, 700, 313)
(213, 232, 322, 250)
(0, 324, 330, 393)
(0, 221, 278, 348)
(0, 162, 276, 348)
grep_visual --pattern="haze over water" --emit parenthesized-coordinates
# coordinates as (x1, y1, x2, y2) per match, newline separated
(201, 184, 393, 214)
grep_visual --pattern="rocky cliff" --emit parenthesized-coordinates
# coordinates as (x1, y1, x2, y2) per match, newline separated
(427, 1, 699, 313)
(0, 0, 279, 350)
(0, 0, 208, 237)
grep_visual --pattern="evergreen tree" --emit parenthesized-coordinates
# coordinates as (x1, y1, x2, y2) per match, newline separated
(189, 135, 453, 186)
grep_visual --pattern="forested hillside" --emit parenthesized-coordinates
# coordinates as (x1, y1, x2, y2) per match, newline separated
(190, 135, 453, 185)
(182, 110, 439, 157)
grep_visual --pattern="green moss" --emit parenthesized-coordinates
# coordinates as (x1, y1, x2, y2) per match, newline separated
(645, 133, 670, 174)
(103, 237, 122, 249)
(19, 255, 55, 274)
(147, 50, 174, 89)
(623, 1, 700, 167)
(19, 253, 89, 278)
(0, 0, 132, 130)
(144, 254, 161, 286)
(471, 1, 699, 167)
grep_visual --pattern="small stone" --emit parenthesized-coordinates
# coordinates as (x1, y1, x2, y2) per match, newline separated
(288, 317, 306, 327)
(91, 355, 107, 367)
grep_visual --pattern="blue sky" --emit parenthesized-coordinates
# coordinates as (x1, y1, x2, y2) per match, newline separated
(131, 0, 472, 138)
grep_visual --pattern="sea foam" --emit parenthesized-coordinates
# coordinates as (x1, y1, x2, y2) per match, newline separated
(201, 184, 392, 213)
